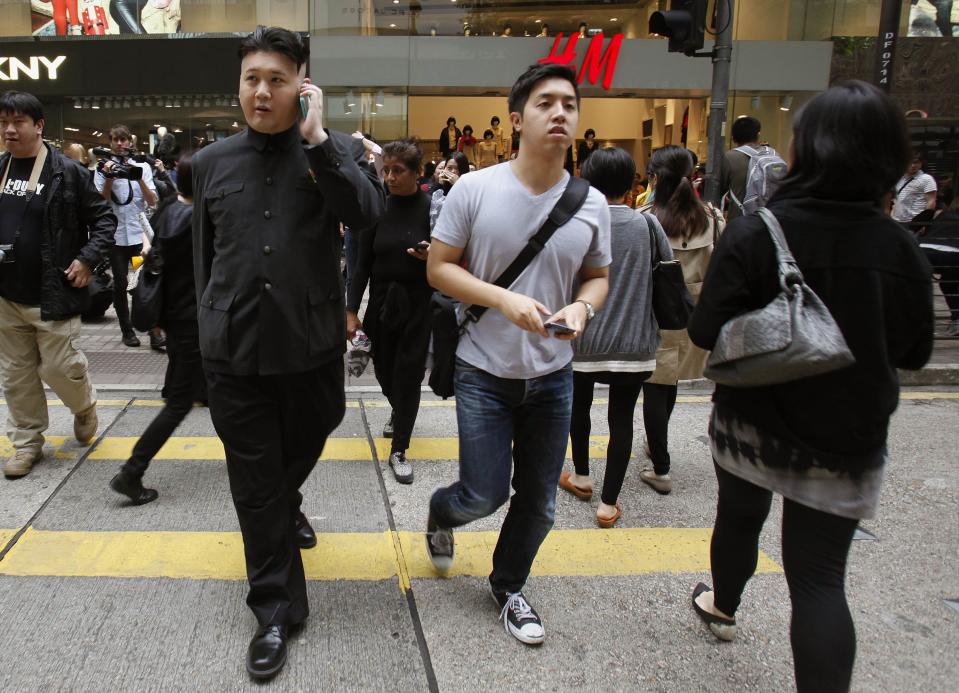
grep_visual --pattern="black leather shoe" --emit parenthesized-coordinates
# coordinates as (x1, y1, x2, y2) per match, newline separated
(109, 472, 159, 505)
(295, 512, 317, 549)
(149, 333, 166, 352)
(122, 332, 141, 347)
(246, 624, 288, 680)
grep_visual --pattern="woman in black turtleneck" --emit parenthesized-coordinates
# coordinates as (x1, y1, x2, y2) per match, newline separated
(347, 138, 432, 484)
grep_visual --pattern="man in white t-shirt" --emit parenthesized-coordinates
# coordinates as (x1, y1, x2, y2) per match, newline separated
(892, 153, 937, 222)
(425, 63, 611, 646)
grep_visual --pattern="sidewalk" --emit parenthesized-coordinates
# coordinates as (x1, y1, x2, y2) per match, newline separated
(78, 307, 959, 389)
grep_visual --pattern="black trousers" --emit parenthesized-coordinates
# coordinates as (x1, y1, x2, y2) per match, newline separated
(109, 243, 142, 335)
(366, 283, 431, 453)
(205, 360, 345, 627)
(570, 370, 650, 505)
(642, 382, 678, 475)
(710, 462, 859, 693)
(923, 247, 959, 321)
(123, 324, 202, 479)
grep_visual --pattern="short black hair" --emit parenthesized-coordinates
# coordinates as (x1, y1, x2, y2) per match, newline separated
(483, 129, 494, 139)
(508, 63, 580, 116)
(491, 116, 500, 126)
(423, 161, 436, 178)
(912, 151, 923, 164)
(463, 125, 473, 135)
(383, 137, 424, 172)
(731, 116, 761, 145)
(580, 147, 635, 199)
(238, 26, 309, 71)
(175, 151, 194, 198)
(773, 80, 911, 204)
(584, 128, 596, 139)
(447, 116, 456, 126)
(0, 91, 43, 123)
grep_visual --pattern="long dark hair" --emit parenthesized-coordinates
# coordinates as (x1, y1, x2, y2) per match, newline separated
(650, 145, 707, 241)
(771, 80, 910, 204)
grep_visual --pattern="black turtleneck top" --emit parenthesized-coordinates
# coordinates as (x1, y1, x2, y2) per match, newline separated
(347, 189, 431, 312)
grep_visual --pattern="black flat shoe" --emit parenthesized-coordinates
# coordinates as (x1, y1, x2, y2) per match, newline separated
(109, 472, 159, 506)
(246, 624, 288, 680)
(149, 334, 166, 352)
(122, 332, 141, 347)
(294, 511, 317, 549)
(692, 582, 737, 641)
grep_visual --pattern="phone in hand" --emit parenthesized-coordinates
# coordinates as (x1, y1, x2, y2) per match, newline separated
(415, 240, 430, 251)
(544, 321, 576, 336)
(299, 94, 309, 120)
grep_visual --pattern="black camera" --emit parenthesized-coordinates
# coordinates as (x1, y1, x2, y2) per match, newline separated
(0, 243, 15, 264)
(93, 146, 146, 181)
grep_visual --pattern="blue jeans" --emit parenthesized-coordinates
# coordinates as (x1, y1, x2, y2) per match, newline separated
(429, 358, 573, 593)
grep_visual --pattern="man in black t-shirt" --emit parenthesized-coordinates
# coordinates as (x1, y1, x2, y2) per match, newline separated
(0, 91, 116, 479)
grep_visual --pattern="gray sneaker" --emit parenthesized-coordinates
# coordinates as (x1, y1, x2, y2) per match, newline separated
(639, 468, 673, 494)
(388, 451, 413, 484)
(426, 512, 454, 574)
(4, 447, 42, 479)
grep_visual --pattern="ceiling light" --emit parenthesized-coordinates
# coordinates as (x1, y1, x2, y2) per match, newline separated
(123, 99, 132, 109)
(134, 98, 142, 108)
(389, 23, 396, 28)
(346, 90, 356, 107)
(144, 97, 153, 107)
(375, 89, 385, 107)
(535, 19, 542, 24)
(231, 121, 239, 128)
(202, 98, 210, 108)
(779, 95, 794, 111)
(165, 98, 173, 108)
(173, 98, 182, 108)
(751, 95, 760, 110)
(610, 17, 618, 22)
(173, 128, 183, 133)
(153, 123, 162, 127)
(64, 126, 79, 132)
(393, 0, 399, 3)
(73, 99, 81, 109)
(91, 99, 100, 110)
(230, 96, 239, 107)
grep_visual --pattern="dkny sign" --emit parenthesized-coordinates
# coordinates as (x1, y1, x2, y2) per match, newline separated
(0, 56, 67, 81)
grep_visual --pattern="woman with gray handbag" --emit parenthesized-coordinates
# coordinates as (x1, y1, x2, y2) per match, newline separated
(686, 82, 934, 692)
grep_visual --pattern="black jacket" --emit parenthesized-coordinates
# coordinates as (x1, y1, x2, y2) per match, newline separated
(150, 198, 196, 330)
(689, 196, 933, 466)
(0, 143, 117, 321)
(193, 127, 384, 375)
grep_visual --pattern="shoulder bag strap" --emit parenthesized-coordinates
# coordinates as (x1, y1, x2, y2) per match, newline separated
(896, 175, 916, 197)
(756, 208, 803, 289)
(640, 212, 660, 266)
(463, 176, 590, 323)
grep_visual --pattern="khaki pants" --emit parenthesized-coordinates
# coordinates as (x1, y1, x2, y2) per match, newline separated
(0, 297, 96, 451)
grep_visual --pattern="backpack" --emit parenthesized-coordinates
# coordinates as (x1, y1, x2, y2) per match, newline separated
(728, 145, 787, 215)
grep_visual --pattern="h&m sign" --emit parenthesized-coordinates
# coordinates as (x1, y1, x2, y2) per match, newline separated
(0, 56, 68, 81)
(538, 34, 624, 90)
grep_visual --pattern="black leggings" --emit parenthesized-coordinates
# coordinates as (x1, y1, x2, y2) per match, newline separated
(710, 462, 859, 693)
(570, 371, 650, 505)
(109, 243, 141, 335)
(122, 326, 202, 478)
(642, 382, 677, 475)
(110, 0, 147, 34)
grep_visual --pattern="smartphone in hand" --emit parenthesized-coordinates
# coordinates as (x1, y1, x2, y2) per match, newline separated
(544, 321, 576, 336)
(415, 240, 430, 251)
(299, 94, 309, 119)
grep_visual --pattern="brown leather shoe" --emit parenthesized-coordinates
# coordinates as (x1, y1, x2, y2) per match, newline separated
(74, 405, 98, 444)
(4, 447, 42, 479)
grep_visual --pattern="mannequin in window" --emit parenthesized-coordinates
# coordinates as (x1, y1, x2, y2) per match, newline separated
(577, 22, 588, 39)
(476, 130, 499, 169)
(501, 24, 512, 37)
(429, 26, 437, 37)
(577, 129, 599, 174)
(537, 23, 549, 38)
(457, 125, 477, 164)
(489, 116, 508, 162)
(439, 116, 461, 160)
(464, 25, 472, 36)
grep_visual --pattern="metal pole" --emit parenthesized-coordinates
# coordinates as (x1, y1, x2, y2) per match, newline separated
(874, 0, 903, 91)
(703, 0, 734, 207)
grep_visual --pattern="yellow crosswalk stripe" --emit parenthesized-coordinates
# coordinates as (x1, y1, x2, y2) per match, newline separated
(0, 436, 86, 460)
(0, 527, 780, 581)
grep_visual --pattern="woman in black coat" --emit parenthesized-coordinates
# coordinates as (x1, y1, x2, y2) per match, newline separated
(686, 81, 933, 692)
(109, 152, 204, 504)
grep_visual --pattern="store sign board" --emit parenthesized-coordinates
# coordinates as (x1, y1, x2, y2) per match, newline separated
(0, 56, 67, 81)
(538, 34, 624, 90)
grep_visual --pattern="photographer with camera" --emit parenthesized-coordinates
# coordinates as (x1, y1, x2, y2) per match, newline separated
(95, 124, 158, 347)
(0, 91, 116, 479)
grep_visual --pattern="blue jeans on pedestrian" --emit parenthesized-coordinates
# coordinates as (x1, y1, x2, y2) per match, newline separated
(429, 357, 573, 593)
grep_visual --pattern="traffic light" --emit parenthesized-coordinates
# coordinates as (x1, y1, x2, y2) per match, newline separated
(649, 0, 708, 56)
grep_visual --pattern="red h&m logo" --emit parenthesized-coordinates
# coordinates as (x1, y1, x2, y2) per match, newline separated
(538, 33, 624, 90)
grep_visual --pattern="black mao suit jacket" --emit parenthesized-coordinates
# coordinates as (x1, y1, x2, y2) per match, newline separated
(192, 126, 384, 376)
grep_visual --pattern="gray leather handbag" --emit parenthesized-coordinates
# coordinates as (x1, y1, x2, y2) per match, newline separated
(703, 208, 855, 387)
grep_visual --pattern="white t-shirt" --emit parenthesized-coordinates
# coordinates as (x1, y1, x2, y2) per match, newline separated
(94, 161, 156, 246)
(432, 162, 611, 379)
(892, 171, 937, 222)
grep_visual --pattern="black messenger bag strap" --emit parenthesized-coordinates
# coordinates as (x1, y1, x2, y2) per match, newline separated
(463, 176, 590, 324)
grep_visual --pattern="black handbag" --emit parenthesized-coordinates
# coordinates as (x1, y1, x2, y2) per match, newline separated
(428, 176, 591, 398)
(642, 212, 694, 330)
(131, 247, 163, 332)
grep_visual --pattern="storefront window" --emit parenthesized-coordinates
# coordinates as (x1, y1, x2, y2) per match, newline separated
(732, 0, 886, 40)
(11, 0, 307, 38)
(726, 91, 814, 154)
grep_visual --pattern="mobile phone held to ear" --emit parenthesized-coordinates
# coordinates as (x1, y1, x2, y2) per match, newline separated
(299, 94, 309, 120)
(544, 321, 576, 336)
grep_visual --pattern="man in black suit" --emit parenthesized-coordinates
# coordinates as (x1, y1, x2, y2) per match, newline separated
(192, 27, 383, 680)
